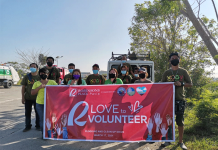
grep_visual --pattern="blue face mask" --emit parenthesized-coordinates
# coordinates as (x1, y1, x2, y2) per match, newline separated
(121, 71, 126, 75)
(93, 70, 99, 74)
(134, 74, 139, 77)
(30, 68, 36, 73)
(122, 60, 126, 63)
(69, 69, 74, 73)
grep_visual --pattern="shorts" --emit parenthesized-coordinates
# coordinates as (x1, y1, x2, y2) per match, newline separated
(176, 114, 184, 126)
(175, 100, 186, 126)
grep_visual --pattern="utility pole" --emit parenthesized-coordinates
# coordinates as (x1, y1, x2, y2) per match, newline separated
(56, 56, 63, 66)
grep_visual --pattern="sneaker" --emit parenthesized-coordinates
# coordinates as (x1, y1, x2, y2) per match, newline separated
(23, 127, 31, 132)
(178, 143, 187, 150)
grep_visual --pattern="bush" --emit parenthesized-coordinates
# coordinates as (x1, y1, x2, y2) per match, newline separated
(16, 79, 22, 85)
(195, 88, 218, 133)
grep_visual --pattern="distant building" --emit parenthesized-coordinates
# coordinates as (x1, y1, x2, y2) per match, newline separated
(81, 72, 91, 78)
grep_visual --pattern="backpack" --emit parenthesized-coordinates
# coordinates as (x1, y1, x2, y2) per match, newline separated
(27, 73, 32, 82)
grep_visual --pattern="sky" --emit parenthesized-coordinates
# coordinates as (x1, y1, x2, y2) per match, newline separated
(0, 0, 218, 77)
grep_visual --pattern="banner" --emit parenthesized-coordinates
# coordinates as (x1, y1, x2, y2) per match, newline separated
(44, 83, 175, 142)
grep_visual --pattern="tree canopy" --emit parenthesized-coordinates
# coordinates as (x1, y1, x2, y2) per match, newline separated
(128, 0, 217, 83)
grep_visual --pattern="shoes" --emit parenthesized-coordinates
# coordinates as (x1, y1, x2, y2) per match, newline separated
(23, 127, 31, 132)
(161, 142, 171, 147)
(178, 143, 187, 150)
(36, 127, 41, 131)
(164, 142, 171, 146)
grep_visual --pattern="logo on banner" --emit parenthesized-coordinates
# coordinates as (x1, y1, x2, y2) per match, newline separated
(69, 89, 77, 97)
(136, 87, 147, 96)
(127, 87, 135, 96)
(68, 101, 89, 126)
(128, 101, 143, 113)
(69, 89, 100, 97)
(117, 87, 126, 96)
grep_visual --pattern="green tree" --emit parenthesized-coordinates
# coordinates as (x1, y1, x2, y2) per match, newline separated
(180, 0, 218, 65)
(128, 0, 217, 87)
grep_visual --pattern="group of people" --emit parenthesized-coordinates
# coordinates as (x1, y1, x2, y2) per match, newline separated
(21, 52, 192, 150)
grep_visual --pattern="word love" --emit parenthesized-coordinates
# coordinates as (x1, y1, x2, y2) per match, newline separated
(90, 104, 119, 114)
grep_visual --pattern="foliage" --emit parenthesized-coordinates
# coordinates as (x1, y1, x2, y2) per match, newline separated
(128, 0, 217, 100)
(167, 81, 218, 149)
(186, 82, 218, 134)
(185, 68, 212, 98)
(16, 79, 22, 85)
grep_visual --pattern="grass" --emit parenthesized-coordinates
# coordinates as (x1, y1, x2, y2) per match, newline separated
(165, 102, 218, 150)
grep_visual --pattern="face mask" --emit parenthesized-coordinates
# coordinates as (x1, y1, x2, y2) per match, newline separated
(73, 74, 80, 80)
(139, 73, 146, 79)
(40, 74, 47, 80)
(121, 71, 126, 75)
(93, 70, 98, 74)
(171, 59, 179, 66)
(47, 62, 53, 67)
(134, 74, 139, 77)
(109, 74, 116, 78)
(122, 60, 126, 63)
(69, 69, 74, 73)
(30, 68, 36, 73)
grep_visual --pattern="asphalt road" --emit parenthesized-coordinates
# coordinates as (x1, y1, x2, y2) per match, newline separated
(0, 86, 169, 150)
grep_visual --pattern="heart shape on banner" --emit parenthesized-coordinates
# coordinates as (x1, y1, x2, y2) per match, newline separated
(136, 87, 147, 95)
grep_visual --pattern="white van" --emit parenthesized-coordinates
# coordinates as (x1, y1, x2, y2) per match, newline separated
(107, 52, 155, 82)
(0, 65, 20, 88)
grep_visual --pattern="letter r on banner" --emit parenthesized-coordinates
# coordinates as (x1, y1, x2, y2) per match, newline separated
(68, 101, 89, 126)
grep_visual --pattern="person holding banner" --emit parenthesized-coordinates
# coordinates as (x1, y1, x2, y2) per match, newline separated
(105, 68, 123, 84)
(86, 64, 105, 85)
(31, 68, 57, 137)
(63, 63, 75, 85)
(134, 67, 152, 83)
(118, 65, 132, 84)
(161, 52, 192, 150)
(68, 69, 87, 85)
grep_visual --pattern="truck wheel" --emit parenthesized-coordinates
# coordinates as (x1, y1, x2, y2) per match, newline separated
(4, 81, 12, 88)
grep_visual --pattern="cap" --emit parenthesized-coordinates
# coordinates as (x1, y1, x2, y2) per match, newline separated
(92, 64, 99, 68)
(139, 67, 147, 72)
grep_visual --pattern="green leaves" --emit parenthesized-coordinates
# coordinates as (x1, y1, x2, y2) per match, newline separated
(214, 55, 218, 59)
(129, 0, 217, 84)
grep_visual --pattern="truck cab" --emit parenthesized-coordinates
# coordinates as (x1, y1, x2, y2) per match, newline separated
(107, 52, 154, 82)
(56, 67, 69, 81)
